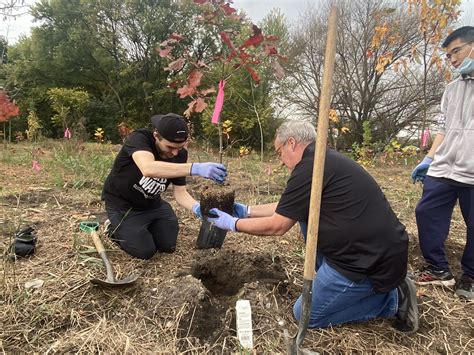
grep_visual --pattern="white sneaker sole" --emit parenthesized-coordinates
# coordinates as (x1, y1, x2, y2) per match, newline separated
(415, 278, 456, 287)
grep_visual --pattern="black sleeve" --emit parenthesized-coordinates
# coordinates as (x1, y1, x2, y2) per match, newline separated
(275, 164, 311, 222)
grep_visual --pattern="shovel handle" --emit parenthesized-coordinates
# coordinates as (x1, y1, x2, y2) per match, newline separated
(304, 6, 338, 281)
(90, 230, 115, 283)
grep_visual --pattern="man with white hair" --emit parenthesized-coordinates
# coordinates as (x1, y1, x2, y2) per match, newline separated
(212, 120, 419, 332)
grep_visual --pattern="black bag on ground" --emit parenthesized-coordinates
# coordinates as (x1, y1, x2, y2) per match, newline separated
(9, 226, 37, 258)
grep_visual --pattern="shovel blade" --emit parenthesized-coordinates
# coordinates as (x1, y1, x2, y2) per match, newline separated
(91, 272, 140, 287)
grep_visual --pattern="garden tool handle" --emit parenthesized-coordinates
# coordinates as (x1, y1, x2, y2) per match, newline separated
(90, 230, 115, 283)
(304, 5, 337, 282)
(292, 6, 338, 353)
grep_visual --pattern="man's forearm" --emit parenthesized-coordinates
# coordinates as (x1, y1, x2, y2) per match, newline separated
(235, 216, 286, 236)
(427, 133, 445, 158)
(173, 186, 196, 210)
(248, 202, 278, 217)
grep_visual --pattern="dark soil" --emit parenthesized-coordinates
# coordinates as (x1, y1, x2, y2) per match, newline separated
(199, 182, 235, 217)
(153, 250, 288, 348)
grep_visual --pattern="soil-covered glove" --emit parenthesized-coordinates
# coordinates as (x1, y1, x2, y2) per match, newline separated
(411, 156, 433, 183)
(207, 208, 238, 231)
(191, 163, 227, 183)
(192, 202, 202, 219)
(233, 202, 250, 218)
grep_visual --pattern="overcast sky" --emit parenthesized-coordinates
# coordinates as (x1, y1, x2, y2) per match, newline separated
(1, 0, 473, 44)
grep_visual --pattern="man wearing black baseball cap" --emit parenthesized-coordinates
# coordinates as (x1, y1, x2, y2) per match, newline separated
(102, 113, 227, 259)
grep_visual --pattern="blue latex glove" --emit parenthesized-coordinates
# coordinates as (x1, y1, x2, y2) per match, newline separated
(192, 202, 202, 219)
(207, 208, 238, 231)
(233, 202, 250, 218)
(411, 156, 433, 183)
(191, 163, 227, 183)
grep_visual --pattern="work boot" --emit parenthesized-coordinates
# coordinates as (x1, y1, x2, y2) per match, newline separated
(455, 275, 473, 301)
(393, 276, 419, 333)
(415, 265, 456, 287)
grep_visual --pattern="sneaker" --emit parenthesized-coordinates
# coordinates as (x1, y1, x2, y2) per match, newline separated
(103, 219, 112, 236)
(455, 275, 473, 301)
(393, 276, 419, 333)
(415, 266, 456, 287)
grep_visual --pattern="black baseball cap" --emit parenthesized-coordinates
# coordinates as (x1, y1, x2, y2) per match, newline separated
(151, 113, 189, 143)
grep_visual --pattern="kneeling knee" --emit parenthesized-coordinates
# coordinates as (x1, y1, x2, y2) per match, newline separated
(128, 248, 157, 260)
(158, 246, 176, 254)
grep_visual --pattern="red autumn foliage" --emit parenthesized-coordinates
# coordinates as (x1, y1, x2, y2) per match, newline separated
(246, 66, 260, 84)
(158, 47, 173, 58)
(184, 97, 208, 118)
(194, 97, 207, 112)
(200, 87, 216, 96)
(188, 70, 203, 88)
(0, 90, 20, 123)
(159, 0, 285, 117)
(169, 33, 184, 41)
(220, 31, 236, 50)
(265, 35, 279, 41)
(239, 32, 264, 49)
(165, 57, 186, 71)
(177, 85, 196, 98)
(264, 44, 278, 56)
(220, 3, 236, 15)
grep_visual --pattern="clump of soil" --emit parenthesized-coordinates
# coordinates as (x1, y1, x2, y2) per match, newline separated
(200, 183, 235, 217)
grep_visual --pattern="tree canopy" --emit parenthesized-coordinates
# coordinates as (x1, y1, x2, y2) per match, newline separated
(0, 0, 461, 150)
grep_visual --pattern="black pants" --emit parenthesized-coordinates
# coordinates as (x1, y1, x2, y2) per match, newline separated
(105, 201, 179, 260)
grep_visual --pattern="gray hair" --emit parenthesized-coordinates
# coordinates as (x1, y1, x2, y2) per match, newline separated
(275, 120, 316, 144)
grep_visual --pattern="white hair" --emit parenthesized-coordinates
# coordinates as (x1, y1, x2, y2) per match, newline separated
(275, 120, 316, 144)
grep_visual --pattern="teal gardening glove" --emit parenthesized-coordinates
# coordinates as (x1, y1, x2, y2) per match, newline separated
(411, 156, 433, 183)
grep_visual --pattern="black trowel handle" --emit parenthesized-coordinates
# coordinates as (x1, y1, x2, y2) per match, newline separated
(91, 230, 115, 283)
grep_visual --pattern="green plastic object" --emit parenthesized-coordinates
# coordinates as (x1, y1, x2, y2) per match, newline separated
(79, 221, 100, 234)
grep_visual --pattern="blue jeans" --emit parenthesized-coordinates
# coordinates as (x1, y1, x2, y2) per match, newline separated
(295, 223, 398, 328)
(293, 257, 398, 328)
(416, 176, 474, 277)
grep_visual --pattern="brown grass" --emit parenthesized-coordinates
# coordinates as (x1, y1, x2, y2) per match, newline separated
(1, 142, 473, 353)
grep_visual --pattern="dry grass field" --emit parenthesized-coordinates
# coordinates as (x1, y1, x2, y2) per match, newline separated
(1, 140, 472, 353)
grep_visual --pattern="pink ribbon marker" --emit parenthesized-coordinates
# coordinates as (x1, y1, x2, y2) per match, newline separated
(64, 127, 72, 139)
(421, 128, 430, 148)
(211, 80, 225, 125)
(32, 160, 41, 172)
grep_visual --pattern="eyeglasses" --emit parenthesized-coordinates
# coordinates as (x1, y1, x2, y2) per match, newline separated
(275, 140, 288, 159)
(445, 42, 472, 60)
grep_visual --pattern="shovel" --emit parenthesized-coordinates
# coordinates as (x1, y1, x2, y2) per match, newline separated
(287, 6, 338, 354)
(79, 221, 140, 287)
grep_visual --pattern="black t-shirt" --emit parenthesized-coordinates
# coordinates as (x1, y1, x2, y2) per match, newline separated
(102, 129, 187, 210)
(276, 143, 408, 292)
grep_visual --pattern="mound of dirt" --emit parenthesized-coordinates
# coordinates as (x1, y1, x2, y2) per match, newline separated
(151, 249, 290, 348)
